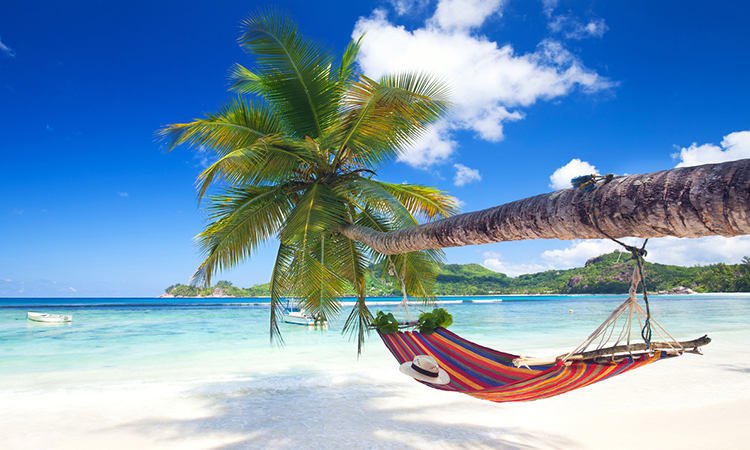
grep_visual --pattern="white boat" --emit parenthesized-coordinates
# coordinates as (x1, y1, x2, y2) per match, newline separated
(282, 300, 327, 326)
(27, 312, 72, 323)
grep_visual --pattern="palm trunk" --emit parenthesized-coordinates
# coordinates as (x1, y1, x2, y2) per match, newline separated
(338, 159, 750, 255)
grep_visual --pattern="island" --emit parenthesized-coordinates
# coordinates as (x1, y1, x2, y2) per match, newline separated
(161, 251, 750, 297)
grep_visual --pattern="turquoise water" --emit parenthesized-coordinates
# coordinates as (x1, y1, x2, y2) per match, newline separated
(2, 294, 748, 387)
(2, 294, 749, 450)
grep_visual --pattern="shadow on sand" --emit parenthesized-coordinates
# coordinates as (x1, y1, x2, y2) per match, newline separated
(112, 369, 580, 450)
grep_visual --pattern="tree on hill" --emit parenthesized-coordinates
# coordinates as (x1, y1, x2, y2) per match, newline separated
(160, 11, 457, 352)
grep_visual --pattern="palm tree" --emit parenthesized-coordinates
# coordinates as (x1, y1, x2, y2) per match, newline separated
(338, 158, 750, 254)
(159, 11, 458, 352)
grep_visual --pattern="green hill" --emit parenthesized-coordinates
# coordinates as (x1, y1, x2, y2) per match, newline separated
(163, 252, 750, 297)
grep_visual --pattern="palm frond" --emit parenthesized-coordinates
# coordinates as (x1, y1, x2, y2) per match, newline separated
(280, 183, 348, 249)
(288, 239, 347, 324)
(371, 249, 444, 307)
(195, 136, 315, 200)
(191, 185, 294, 286)
(227, 63, 264, 94)
(157, 97, 283, 157)
(331, 233, 373, 356)
(371, 181, 459, 221)
(337, 34, 363, 84)
(334, 72, 451, 169)
(332, 175, 416, 228)
(269, 243, 295, 345)
(237, 10, 340, 138)
(357, 207, 444, 306)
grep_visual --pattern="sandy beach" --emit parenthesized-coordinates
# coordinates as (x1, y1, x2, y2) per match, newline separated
(2, 296, 749, 450)
(2, 333, 749, 450)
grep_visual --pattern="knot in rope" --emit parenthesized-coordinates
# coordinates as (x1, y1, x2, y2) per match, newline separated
(622, 242, 648, 262)
(571, 173, 614, 193)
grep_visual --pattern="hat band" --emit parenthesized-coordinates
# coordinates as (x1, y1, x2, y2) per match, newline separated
(411, 362, 439, 378)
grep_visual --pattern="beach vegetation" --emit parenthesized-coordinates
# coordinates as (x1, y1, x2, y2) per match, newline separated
(164, 252, 750, 296)
(372, 311, 399, 334)
(159, 10, 456, 353)
(417, 308, 453, 334)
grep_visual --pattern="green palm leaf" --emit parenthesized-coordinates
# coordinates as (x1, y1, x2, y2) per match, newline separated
(192, 185, 294, 286)
(372, 181, 459, 221)
(269, 243, 295, 345)
(333, 72, 451, 168)
(235, 10, 339, 138)
(280, 183, 347, 249)
(158, 96, 282, 157)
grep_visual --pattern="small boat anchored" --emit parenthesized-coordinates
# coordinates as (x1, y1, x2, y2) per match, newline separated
(27, 312, 72, 323)
(282, 300, 327, 326)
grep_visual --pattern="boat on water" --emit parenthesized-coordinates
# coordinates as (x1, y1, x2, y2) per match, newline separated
(27, 312, 72, 323)
(282, 300, 327, 326)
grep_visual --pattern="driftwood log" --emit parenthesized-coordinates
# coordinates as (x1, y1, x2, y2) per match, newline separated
(338, 159, 750, 255)
(560, 335, 712, 361)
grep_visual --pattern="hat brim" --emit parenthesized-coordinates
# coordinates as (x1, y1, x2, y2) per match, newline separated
(399, 361, 451, 385)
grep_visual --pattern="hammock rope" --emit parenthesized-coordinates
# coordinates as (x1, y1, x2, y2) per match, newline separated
(387, 255, 416, 326)
(376, 172, 709, 403)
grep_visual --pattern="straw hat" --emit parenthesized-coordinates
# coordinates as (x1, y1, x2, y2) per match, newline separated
(399, 355, 450, 385)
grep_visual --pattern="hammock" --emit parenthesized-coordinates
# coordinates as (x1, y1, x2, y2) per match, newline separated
(377, 177, 710, 402)
(378, 254, 710, 403)
(382, 327, 687, 403)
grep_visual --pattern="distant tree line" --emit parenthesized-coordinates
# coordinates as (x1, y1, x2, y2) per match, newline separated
(165, 253, 750, 297)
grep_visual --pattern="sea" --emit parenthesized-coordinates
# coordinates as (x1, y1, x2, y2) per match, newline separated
(1, 294, 749, 449)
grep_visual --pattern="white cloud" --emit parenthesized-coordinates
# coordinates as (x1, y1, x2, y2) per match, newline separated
(540, 236, 750, 270)
(549, 158, 598, 190)
(0, 37, 16, 57)
(118, 192, 129, 197)
(542, 1, 607, 40)
(548, 15, 608, 40)
(642, 236, 750, 267)
(388, 0, 429, 16)
(453, 163, 481, 186)
(353, 5, 614, 168)
(482, 251, 553, 277)
(429, 0, 507, 31)
(397, 122, 457, 166)
(483, 257, 553, 277)
(673, 130, 750, 168)
(541, 0, 559, 18)
(194, 145, 216, 169)
(541, 239, 627, 268)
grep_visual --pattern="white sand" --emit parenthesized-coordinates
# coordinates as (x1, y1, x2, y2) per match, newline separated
(2, 340, 749, 450)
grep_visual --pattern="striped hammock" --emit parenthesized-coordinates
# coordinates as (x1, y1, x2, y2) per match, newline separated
(379, 327, 678, 403)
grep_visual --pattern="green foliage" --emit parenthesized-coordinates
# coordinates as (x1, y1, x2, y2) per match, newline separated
(417, 308, 453, 335)
(372, 311, 399, 334)
(159, 10, 456, 354)
(166, 284, 200, 297)
(166, 253, 750, 298)
(434, 252, 750, 295)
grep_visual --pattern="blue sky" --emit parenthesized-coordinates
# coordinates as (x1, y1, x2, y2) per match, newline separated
(2, 0, 749, 297)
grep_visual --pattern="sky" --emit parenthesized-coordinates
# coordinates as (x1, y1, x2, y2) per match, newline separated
(1, 0, 749, 297)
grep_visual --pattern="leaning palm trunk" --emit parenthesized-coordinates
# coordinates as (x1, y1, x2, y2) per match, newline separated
(338, 159, 750, 254)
